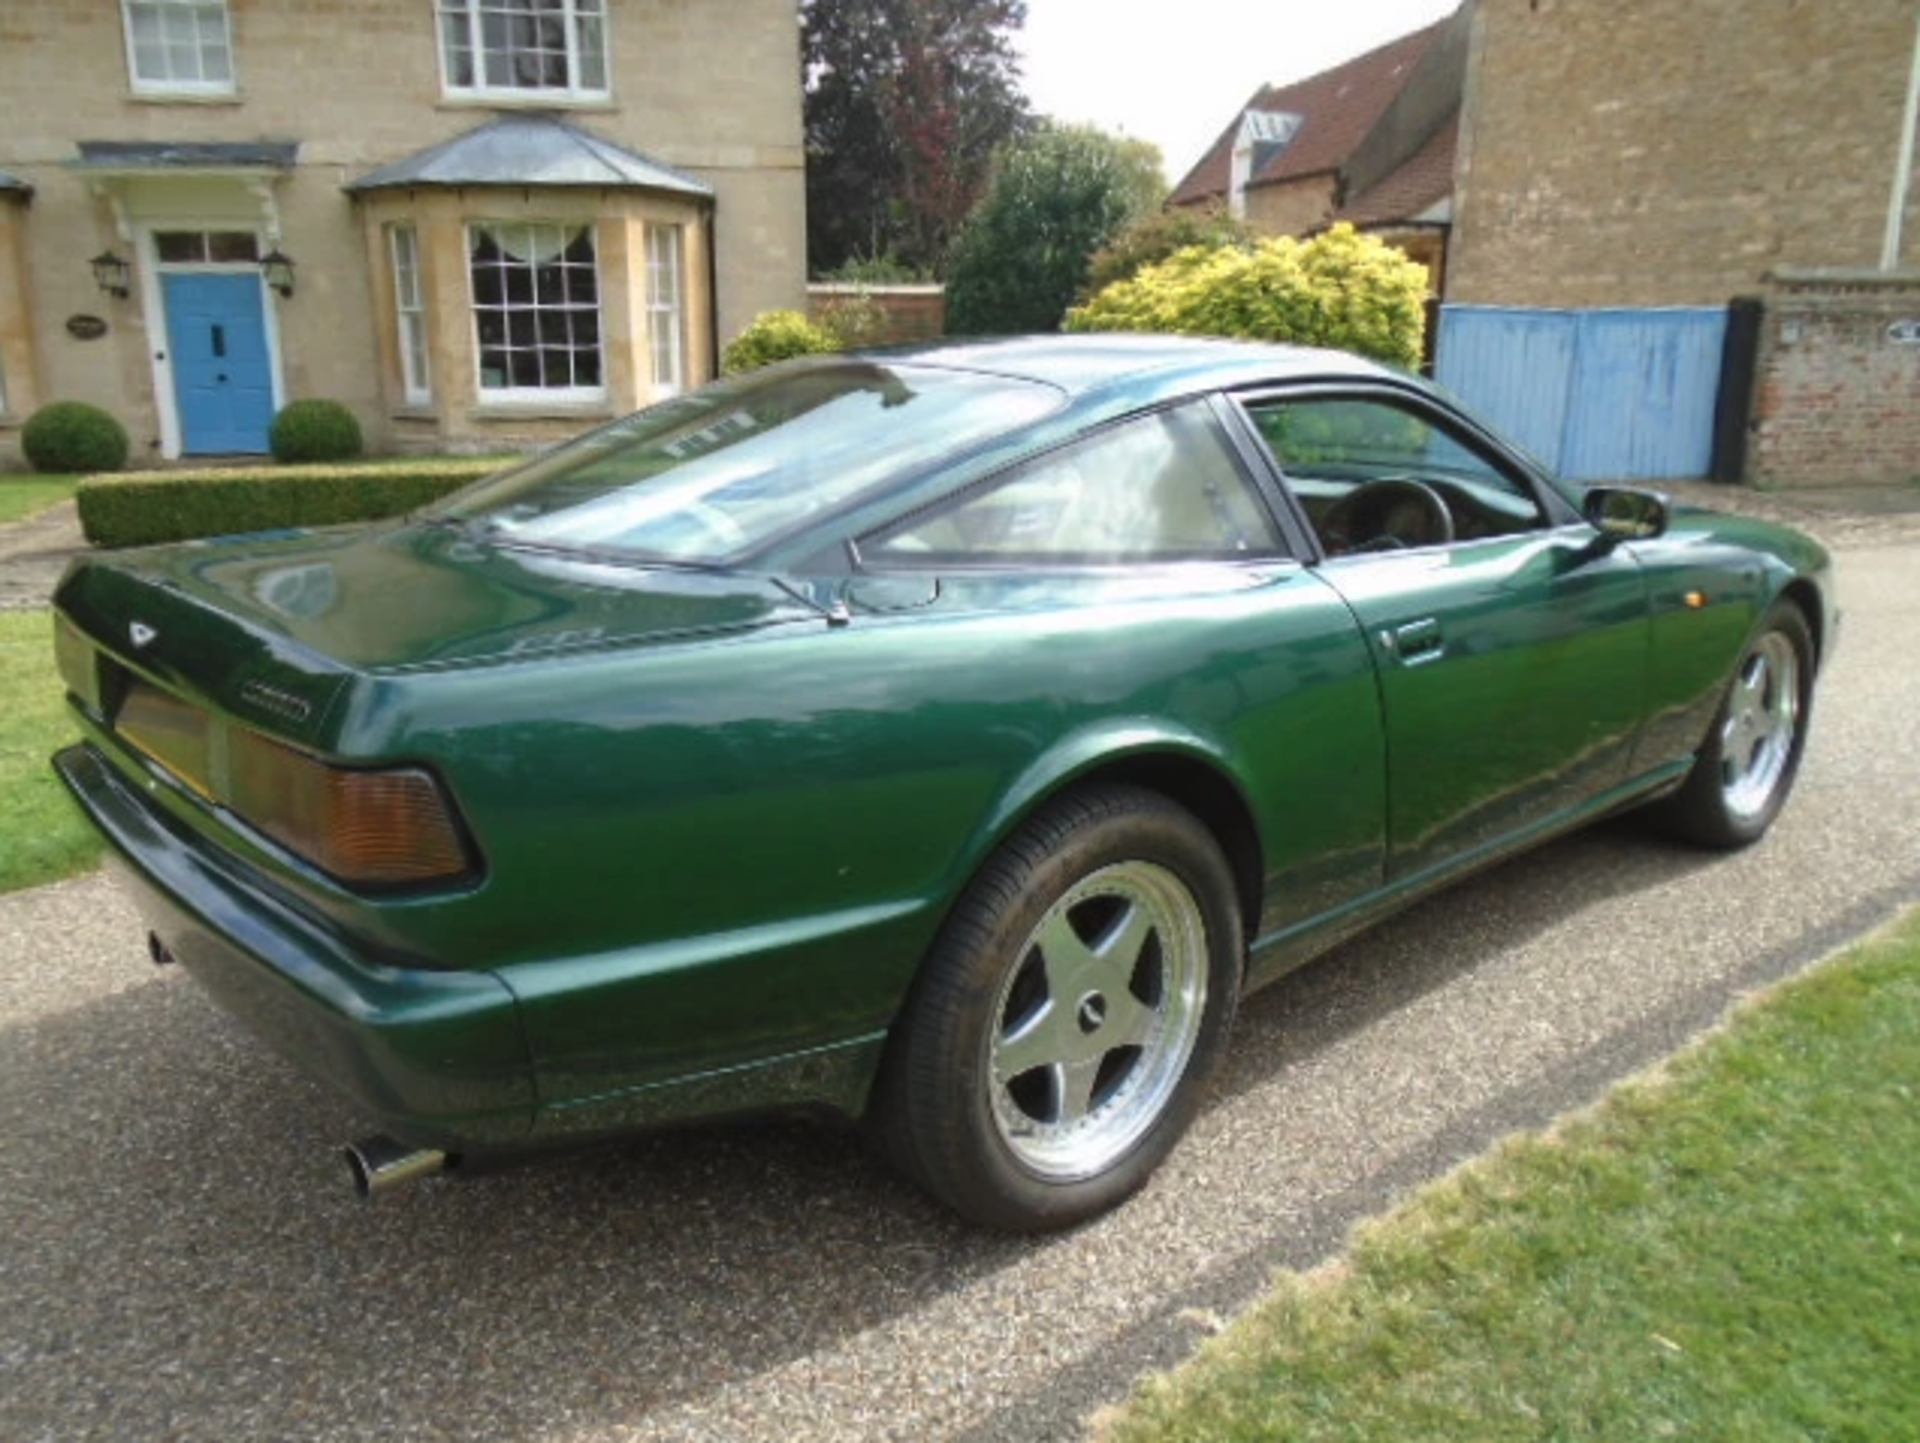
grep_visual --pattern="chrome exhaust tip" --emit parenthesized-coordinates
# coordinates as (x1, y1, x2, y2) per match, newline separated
(343, 1135, 449, 1200)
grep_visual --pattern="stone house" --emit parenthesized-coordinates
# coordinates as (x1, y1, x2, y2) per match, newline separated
(1167, 7, 1471, 295)
(0, 0, 807, 468)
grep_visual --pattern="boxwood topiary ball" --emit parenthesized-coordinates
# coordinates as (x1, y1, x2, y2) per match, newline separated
(269, 399, 365, 463)
(21, 401, 131, 474)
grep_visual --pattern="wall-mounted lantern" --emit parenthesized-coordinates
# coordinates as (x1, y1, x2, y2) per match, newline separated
(90, 250, 131, 299)
(259, 248, 296, 298)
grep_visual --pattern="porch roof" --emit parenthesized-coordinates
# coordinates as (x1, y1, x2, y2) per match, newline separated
(70, 140, 299, 175)
(344, 114, 712, 198)
(0, 169, 30, 198)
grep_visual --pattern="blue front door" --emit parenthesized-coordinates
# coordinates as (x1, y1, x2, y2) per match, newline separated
(163, 273, 275, 454)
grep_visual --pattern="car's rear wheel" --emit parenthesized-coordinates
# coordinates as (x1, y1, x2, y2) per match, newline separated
(877, 785, 1242, 1232)
(1656, 600, 1814, 848)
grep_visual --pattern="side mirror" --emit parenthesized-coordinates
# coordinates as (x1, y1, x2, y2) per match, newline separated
(1583, 486, 1670, 543)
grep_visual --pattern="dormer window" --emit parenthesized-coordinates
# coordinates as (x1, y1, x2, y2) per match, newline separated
(1229, 110, 1302, 218)
(437, 0, 609, 102)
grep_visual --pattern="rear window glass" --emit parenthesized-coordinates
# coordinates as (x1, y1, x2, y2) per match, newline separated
(433, 361, 1062, 563)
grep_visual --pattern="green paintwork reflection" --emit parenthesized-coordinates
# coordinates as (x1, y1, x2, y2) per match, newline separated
(1320, 527, 1652, 875)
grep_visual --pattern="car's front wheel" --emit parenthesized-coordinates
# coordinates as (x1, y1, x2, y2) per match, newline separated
(1657, 599, 1814, 848)
(877, 785, 1242, 1232)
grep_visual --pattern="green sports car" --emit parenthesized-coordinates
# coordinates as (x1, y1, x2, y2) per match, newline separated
(52, 335, 1832, 1231)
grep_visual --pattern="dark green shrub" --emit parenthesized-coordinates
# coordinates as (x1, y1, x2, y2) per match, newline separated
(21, 401, 130, 474)
(269, 399, 365, 463)
(1081, 204, 1255, 299)
(945, 123, 1165, 336)
(820, 254, 931, 285)
(76, 457, 507, 548)
(721, 311, 839, 374)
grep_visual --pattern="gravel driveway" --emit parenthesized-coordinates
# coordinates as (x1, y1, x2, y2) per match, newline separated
(4, 498, 1919, 1442)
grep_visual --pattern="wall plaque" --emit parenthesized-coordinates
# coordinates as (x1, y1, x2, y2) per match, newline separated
(65, 314, 109, 340)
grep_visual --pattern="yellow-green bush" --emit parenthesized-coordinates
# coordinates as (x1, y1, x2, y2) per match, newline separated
(76, 457, 509, 548)
(1065, 223, 1428, 369)
(721, 310, 840, 374)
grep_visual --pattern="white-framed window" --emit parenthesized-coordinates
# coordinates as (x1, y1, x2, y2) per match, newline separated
(152, 230, 258, 265)
(122, 0, 236, 96)
(437, 0, 608, 101)
(388, 225, 433, 405)
(468, 222, 604, 400)
(646, 224, 685, 399)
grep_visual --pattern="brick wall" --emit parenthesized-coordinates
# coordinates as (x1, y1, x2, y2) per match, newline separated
(1452, 0, 1920, 307)
(1749, 270, 1920, 487)
(806, 285, 946, 345)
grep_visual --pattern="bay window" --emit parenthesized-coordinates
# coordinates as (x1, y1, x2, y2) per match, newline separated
(468, 222, 604, 400)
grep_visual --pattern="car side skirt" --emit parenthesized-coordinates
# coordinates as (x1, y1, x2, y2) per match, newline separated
(1241, 758, 1694, 993)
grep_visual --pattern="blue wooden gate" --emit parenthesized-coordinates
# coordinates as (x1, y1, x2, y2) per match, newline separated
(1435, 306, 1728, 481)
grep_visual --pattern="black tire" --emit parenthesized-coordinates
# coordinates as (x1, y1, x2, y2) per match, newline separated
(1655, 600, 1814, 849)
(875, 784, 1242, 1232)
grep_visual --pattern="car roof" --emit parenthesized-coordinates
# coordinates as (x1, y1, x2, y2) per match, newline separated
(851, 334, 1403, 405)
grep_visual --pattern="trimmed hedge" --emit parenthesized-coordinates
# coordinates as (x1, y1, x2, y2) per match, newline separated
(76, 457, 510, 548)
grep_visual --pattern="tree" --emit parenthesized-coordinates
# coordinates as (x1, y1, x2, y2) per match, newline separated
(945, 123, 1166, 335)
(802, 0, 1030, 278)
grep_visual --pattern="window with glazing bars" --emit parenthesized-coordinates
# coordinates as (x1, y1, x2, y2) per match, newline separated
(122, 0, 235, 94)
(437, 0, 607, 98)
(468, 222, 603, 396)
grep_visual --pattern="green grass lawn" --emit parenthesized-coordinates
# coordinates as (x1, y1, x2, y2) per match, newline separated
(1101, 910, 1920, 1442)
(0, 610, 102, 893)
(0, 475, 79, 525)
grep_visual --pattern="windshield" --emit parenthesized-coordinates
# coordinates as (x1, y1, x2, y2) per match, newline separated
(432, 360, 1063, 563)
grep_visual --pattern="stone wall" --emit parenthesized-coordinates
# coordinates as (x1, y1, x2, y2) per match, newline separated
(1452, 0, 1920, 307)
(1244, 176, 1341, 241)
(1748, 270, 1920, 488)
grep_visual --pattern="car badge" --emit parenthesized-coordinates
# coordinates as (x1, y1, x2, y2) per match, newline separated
(129, 621, 158, 649)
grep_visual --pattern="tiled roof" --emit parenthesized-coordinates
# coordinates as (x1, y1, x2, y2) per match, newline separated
(1338, 110, 1457, 227)
(1169, 22, 1445, 208)
(345, 113, 712, 196)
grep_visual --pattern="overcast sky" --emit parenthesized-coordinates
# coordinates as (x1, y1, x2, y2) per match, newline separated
(1015, 0, 1462, 186)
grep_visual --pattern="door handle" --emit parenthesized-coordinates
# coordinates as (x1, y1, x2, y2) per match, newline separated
(1382, 617, 1444, 666)
(211, 323, 226, 358)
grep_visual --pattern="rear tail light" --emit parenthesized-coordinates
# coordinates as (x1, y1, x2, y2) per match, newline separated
(227, 729, 476, 890)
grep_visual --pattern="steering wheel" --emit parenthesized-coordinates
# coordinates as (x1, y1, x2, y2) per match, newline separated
(1318, 477, 1455, 555)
